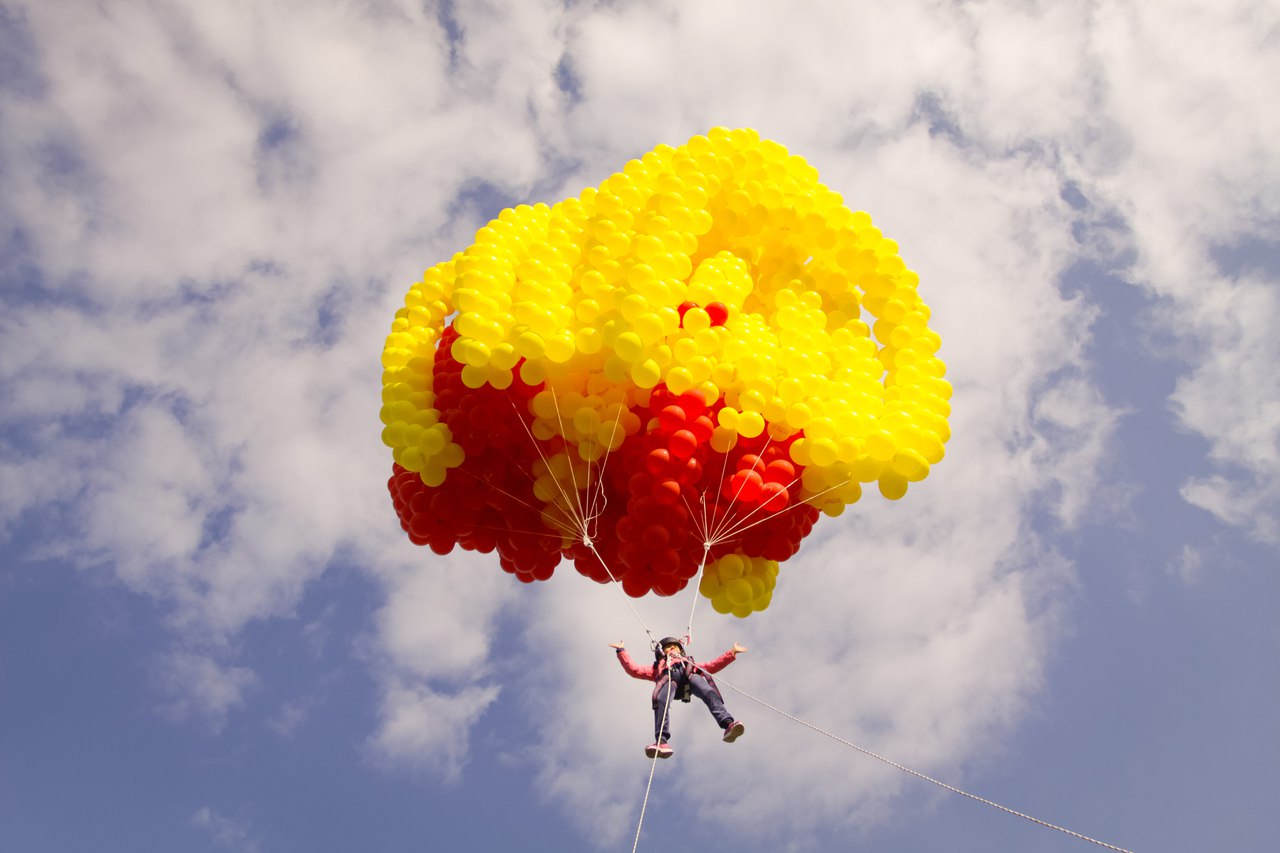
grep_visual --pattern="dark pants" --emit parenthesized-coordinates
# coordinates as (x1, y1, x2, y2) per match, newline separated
(653, 670, 733, 743)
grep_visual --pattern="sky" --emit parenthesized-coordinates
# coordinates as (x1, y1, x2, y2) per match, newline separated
(1, 1, 1277, 851)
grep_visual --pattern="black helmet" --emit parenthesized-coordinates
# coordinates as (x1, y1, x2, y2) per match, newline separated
(655, 637, 685, 660)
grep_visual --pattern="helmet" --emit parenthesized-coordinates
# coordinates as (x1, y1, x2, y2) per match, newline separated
(655, 637, 685, 660)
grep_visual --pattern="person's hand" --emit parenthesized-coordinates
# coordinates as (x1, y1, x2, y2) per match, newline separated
(732, 642, 748, 654)
(608, 641, 625, 650)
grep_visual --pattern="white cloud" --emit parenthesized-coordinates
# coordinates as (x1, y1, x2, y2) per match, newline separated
(517, 505, 1069, 848)
(0, 0, 585, 643)
(266, 696, 314, 738)
(191, 806, 260, 853)
(153, 650, 257, 733)
(1182, 473, 1279, 544)
(1170, 273, 1280, 543)
(1170, 543, 1206, 584)
(1082, 0, 1280, 544)
(1, 0, 1274, 848)
(365, 677, 500, 782)
(361, 552, 520, 781)
(372, 553, 516, 682)
(300, 602, 338, 658)
(1029, 376, 1129, 528)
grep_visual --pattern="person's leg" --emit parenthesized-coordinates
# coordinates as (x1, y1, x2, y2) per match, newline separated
(687, 674, 733, 729)
(644, 696, 676, 757)
(652, 700, 674, 744)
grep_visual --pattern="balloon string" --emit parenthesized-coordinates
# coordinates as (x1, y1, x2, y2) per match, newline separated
(499, 386, 666, 645)
(584, 406, 627, 531)
(503, 391, 601, 544)
(450, 466, 584, 541)
(586, 540, 658, 644)
(702, 434, 739, 545)
(676, 475, 856, 645)
(495, 383, 852, 649)
(469, 390, 856, 640)
(703, 433, 775, 546)
(502, 386, 626, 549)
(682, 543, 711, 647)
(702, 473, 854, 550)
(546, 385, 595, 535)
(711, 673, 1135, 853)
(631, 655, 676, 853)
(446, 401, 603, 544)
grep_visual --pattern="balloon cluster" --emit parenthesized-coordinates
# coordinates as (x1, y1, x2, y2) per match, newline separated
(381, 127, 950, 617)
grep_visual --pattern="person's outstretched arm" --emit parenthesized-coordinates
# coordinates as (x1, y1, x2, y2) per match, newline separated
(700, 643, 748, 674)
(609, 641, 656, 680)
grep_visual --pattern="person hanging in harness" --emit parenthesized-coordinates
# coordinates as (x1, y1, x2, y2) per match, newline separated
(609, 636, 747, 759)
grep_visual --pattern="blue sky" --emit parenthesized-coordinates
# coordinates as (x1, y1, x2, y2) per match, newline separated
(2, 2, 1278, 852)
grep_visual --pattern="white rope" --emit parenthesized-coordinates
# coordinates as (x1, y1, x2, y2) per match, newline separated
(681, 542, 712, 649)
(503, 387, 662, 645)
(631, 741, 662, 853)
(504, 387, 1128, 851)
(713, 673, 1135, 853)
(631, 653, 677, 853)
(590, 541, 660, 645)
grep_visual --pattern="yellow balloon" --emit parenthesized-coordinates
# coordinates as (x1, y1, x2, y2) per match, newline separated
(718, 553, 745, 579)
(878, 471, 909, 500)
(891, 448, 931, 481)
(382, 127, 950, 617)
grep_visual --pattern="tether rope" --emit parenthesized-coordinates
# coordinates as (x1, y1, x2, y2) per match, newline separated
(712, 673, 1134, 853)
(681, 542, 712, 648)
(498, 386, 1125, 852)
(589, 540, 660, 645)
(631, 652, 677, 853)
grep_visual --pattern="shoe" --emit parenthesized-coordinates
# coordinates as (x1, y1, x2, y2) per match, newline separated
(645, 742, 674, 759)
(722, 720, 745, 743)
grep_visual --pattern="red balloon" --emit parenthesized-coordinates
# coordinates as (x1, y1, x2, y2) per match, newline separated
(645, 447, 671, 475)
(388, 329, 824, 606)
(678, 457, 703, 484)
(652, 478, 682, 504)
(616, 515, 639, 543)
(669, 429, 698, 459)
(724, 469, 763, 503)
(648, 386, 676, 413)
(678, 391, 706, 418)
(760, 481, 790, 512)
(765, 459, 796, 485)
(641, 523, 670, 549)
(658, 405, 686, 432)
(627, 473, 649, 497)
(622, 572, 651, 597)
(651, 548, 681, 575)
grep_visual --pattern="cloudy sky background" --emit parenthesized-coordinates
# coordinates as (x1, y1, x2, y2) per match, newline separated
(2, 1, 1277, 851)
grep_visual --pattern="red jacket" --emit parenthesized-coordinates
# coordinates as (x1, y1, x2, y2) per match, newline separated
(616, 647, 738, 704)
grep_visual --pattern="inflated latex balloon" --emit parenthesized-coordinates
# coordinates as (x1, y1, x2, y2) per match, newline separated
(381, 127, 950, 617)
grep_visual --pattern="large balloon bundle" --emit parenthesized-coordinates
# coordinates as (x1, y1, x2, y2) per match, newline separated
(381, 128, 949, 617)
